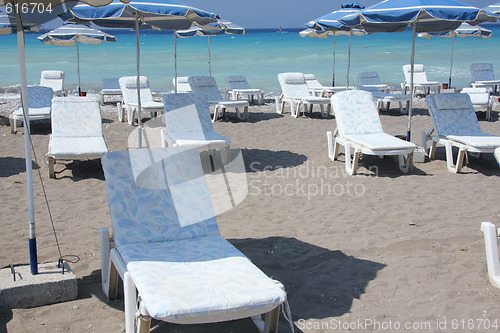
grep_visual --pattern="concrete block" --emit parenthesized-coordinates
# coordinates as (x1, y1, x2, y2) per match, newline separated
(0, 261, 77, 308)
(413, 147, 427, 163)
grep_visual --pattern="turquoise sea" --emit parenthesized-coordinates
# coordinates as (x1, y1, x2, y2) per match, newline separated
(1, 25, 500, 94)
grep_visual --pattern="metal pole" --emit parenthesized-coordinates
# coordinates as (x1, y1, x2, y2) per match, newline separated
(332, 34, 336, 87)
(174, 32, 177, 93)
(407, 25, 416, 142)
(76, 41, 81, 96)
(347, 31, 352, 89)
(14, 2, 37, 275)
(208, 35, 211, 76)
(134, 15, 142, 148)
(449, 36, 454, 88)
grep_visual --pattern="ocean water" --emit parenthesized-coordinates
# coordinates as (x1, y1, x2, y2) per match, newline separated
(1, 25, 500, 94)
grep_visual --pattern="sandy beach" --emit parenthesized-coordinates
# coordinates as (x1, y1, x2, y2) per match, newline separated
(1, 93, 500, 333)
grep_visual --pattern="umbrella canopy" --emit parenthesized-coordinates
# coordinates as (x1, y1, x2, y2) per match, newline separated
(418, 23, 492, 88)
(62, 0, 218, 148)
(175, 19, 244, 79)
(305, 2, 366, 87)
(38, 23, 117, 95)
(338, 0, 497, 141)
(0, 12, 37, 34)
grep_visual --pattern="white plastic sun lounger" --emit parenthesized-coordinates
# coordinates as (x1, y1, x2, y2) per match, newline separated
(172, 76, 192, 93)
(118, 76, 164, 125)
(357, 72, 390, 92)
(277, 73, 331, 118)
(100, 78, 122, 105)
(10, 85, 53, 134)
(303, 73, 351, 97)
(46, 97, 108, 178)
(470, 63, 500, 94)
(327, 90, 416, 175)
(369, 90, 411, 114)
(225, 76, 264, 105)
(402, 64, 440, 95)
(100, 147, 291, 333)
(40, 70, 65, 96)
(423, 93, 500, 173)
(188, 76, 249, 122)
(481, 222, 500, 289)
(461, 87, 492, 121)
(160, 92, 230, 164)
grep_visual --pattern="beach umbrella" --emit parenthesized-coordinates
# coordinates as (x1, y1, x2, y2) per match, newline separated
(62, 0, 218, 148)
(305, 2, 366, 88)
(175, 19, 244, 84)
(38, 23, 117, 96)
(337, 0, 497, 142)
(418, 23, 492, 88)
(1, 0, 130, 276)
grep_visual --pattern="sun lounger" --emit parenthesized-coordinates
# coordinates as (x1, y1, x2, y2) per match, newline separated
(118, 76, 164, 125)
(46, 97, 108, 178)
(277, 73, 332, 118)
(99, 147, 291, 333)
(188, 76, 249, 122)
(225, 76, 264, 105)
(461, 87, 492, 121)
(160, 92, 230, 164)
(327, 90, 416, 175)
(481, 222, 500, 289)
(99, 78, 122, 105)
(369, 90, 411, 114)
(9, 85, 53, 134)
(172, 76, 192, 93)
(402, 64, 440, 95)
(303, 73, 351, 97)
(470, 63, 500, 95)
(357, 72, 390, 92)
(423, 93, 500, 173)
(40, 70, 65, 96)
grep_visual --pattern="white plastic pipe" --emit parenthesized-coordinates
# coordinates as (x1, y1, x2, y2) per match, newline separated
(407, 25, 416, 142)
(134, 14, 142, 148)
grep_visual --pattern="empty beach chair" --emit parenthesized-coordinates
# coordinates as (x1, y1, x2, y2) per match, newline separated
(40, 70, 65, 96)
(225, 76, 264, 105)
(327, 90, 416, 175)
(46, 97, 108, 178)
(188, 76, 249, 122)
(99, 78, 122, 105)
(99, 147, 291, 333)
(161, 92, 230, 164)
(369, 91, 411, 114)
(277, 73, 331, 118)
(304, 73, 350, 97)
(402, 64, 440, 95)
(470, 63, 500, 94)
(357, 72, 390, 92)
(461, 87, 492, 121)
(423, 93, 500, 173)
(172, 76, 192, 93)
(10, 85, 53, 134)
(118, 76, 164, 125)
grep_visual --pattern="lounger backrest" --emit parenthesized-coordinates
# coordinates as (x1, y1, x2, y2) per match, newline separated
(331, 90, 384, 136)
(188, 76, 223, 102)
(278, 72, 311, 98)
(358, 72, 381, 85)
(461, 87, 490, 105)
(40, 70, 64, 93)
(102, 148, 220, 248)
(101, 78, 120, 90)
(51, 97, 103, 138)
(163, 93, 213, 134)
(20, 85, 53, 109)
(470, 63, 495, 82)
(119, 76, 155, 104)
(403, 64, 428, 84)
(225, 76, 251, 90)
(303, 74, 323, 89)
(173, 76, 193, 93)
(426, 93, 483, 137)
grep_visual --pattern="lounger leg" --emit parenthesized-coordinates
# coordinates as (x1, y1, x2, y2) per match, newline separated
(48, 157, 55, 179)
(444, 142, 466, 173)
(398, 152, 413, 173)
(260, 93, 264, 105)
(481, 222, 500, 289)
(99, 228, 111, 297)
(123, 272, 137, 333)
(327, 131, 334, 161)
(117, 102, 124, 122)
(137, 313, 151, 333)
(100, 92, 104, 106)
(263, 306, 280, 333)
(320, 104, 326, 117)
(10, 118, 16, 134)
(429, 141, 437, 160)
(345, 142, 360, 175)
(243, 106, 249, 120)
(212, 106, 218, 123)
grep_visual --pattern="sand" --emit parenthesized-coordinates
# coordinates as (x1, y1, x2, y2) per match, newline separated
(1, 93, 500, 332)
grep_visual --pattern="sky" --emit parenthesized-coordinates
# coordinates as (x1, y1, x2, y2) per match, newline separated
(185, 0, 499, 29)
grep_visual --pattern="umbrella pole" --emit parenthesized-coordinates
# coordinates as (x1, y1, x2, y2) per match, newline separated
(407, 26, 416, 142)
(208, 36, 211, 76)
(76, 41, 81, 96)
(449, 36, 454, 88)
(15, 6, 37, 275)
(134, 15, 142, 148)
(174, 32, 177, 93)
(347, 31, 352, 89)
(332, 34, 336, 87)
